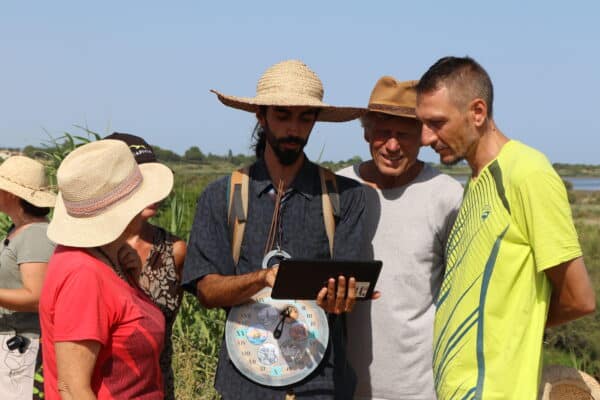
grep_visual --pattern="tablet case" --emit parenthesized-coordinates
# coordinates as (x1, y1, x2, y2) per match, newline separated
(271, 259, 382, 300)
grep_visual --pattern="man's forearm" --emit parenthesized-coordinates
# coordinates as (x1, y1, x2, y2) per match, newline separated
(196, 270, 271, 308)
(546, 292, 595, 327)
(545, 257, 596, 327)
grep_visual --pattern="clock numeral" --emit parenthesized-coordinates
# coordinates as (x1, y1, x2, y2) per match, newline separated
(236, 329, 246, 338)
(306, 313, 312, 318)
(242, 351, 251, 356)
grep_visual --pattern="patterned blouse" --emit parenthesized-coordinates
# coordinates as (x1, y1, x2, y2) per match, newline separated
(138, 226, 182, 400)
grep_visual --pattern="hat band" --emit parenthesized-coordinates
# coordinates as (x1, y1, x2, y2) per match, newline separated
(369, 103, 415, 116)
(63, 166, 143, 217)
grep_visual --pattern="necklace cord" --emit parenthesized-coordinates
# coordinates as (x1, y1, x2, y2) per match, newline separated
(263, 179, 285, 256)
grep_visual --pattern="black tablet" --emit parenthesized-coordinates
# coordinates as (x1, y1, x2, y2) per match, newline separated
(271, 259, 382, 300)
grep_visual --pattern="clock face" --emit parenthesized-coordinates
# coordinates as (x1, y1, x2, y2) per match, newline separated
(225, 288, 330, 387)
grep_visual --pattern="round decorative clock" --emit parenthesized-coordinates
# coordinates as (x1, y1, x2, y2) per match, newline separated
(225, 287, 329, 387)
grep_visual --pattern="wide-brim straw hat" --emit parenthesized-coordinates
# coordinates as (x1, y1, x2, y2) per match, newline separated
(211, 59, 364, 122)
(540, 365, 600, 400)
(366, 76, 418, 119)
(0, 155, 56, 208)
(47, 139, 173, 248)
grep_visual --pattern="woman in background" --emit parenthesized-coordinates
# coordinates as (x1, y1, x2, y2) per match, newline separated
(40, 139, 174, 400)
(0, 155, 55, 400)
(105, 132, 186, 400)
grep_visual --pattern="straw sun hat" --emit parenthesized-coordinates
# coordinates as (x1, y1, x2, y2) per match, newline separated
(211, 59, 364, 122)
(0, 155, 56, 208)
(47, 139, 173, 248)
(540, 365, 600, 400)
(367, 76, 418, 119)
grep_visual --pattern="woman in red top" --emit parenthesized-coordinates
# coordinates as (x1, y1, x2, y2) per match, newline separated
(40, 139, 174, 400)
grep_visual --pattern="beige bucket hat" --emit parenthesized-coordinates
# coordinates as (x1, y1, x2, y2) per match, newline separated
(540, 365, 600, 400)
(47, 139, 173, 247)
(0, 155, 56, 207)
(367, 76, 418, 119)
(211, 59, 364, 122)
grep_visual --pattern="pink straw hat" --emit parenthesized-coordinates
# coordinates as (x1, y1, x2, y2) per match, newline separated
(48, 139, 173, 247)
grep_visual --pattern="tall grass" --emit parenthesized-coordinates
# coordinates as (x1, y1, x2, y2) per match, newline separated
(152, 188, 225, 399)
(0, 213, 11, 233)
(37, 130, 101, 187)
(543, 193, 600, 380)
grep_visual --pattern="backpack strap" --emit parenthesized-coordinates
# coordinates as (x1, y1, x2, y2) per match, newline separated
(318, 166, 339, 258)
(227, 165, 339, 264)
(227, 166, 250, 265)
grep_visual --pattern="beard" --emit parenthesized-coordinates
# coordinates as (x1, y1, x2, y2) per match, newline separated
(264, 124, 307, 166)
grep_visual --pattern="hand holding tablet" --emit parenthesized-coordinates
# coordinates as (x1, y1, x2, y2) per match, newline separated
(271, 260, 383, 313)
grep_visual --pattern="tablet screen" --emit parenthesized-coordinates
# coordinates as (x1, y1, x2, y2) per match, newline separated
(271, 259, 382, 300)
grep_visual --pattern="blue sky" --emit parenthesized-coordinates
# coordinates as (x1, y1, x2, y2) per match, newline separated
(1, 1, 598, 164)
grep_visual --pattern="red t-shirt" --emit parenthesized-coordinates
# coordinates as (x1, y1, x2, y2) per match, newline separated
(40, 246, 165, 400)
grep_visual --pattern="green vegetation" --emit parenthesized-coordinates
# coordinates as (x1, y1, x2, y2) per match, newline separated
(553, 163, 600, 177)
(2, 136, 600, 397)
(543, 192, 600, 380)
(433, 161, 600, 179)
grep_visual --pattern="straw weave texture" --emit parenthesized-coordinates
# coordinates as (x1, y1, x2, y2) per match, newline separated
(48, 140, 173, 247)
(0, 155, 55, 207)
(211, 59, 364, 122)
(58, 141, 138, 202)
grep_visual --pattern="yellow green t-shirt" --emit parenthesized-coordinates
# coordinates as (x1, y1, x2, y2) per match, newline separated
(433, 140, 582, 400)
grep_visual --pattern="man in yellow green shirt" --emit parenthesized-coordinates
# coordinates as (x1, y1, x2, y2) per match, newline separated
(415, 56, 596, 399)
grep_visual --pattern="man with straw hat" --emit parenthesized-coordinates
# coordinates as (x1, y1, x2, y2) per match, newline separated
(182, 59, 367, 399)
(416, 56, 595, 399)
(0, 155, 55, 400)
(337, 76, 462, 399)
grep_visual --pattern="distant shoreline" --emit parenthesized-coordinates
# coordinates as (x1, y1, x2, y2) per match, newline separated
(451, 175, 600, 191)
(3, 146, 600, 179)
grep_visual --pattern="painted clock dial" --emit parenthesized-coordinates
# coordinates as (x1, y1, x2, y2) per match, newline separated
(225, 288, 329, 387)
